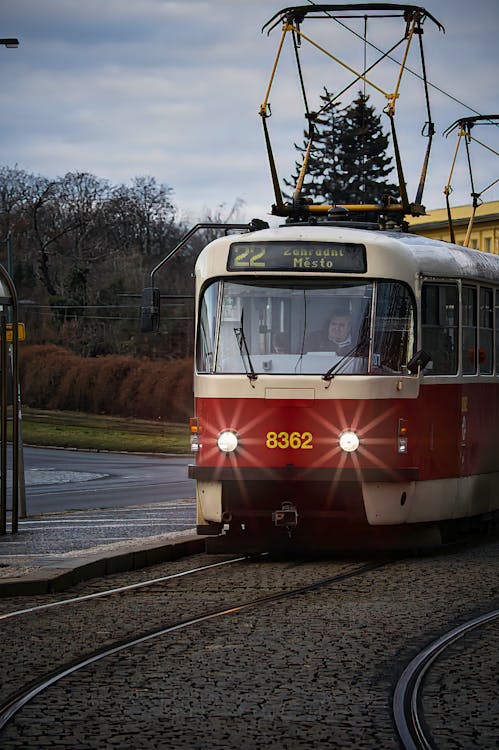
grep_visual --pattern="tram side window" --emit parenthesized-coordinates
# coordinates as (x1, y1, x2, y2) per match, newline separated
(196, 281, 220, 373)
(421, 283, 458, 374)
(462, 285, 477, 375)
(479, 287, 493, 375)
(371, 282, 414, 373)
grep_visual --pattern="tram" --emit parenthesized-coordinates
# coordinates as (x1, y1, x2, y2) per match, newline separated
(140, 3, 498, 551)
(184, 222, 499, 552)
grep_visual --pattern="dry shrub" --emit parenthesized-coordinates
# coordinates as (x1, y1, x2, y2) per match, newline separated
(120, 358, 194, 421)
(90, 356, 135, 413)
(19, 345, 81, 410)
(19, 345, 194, 421)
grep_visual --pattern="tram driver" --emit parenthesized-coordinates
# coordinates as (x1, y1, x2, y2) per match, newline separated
(305, 304, 354, 355)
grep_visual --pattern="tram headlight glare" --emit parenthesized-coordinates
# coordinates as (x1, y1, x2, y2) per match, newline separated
(217, 430, 239, 453)
(339, 430, 360, 453)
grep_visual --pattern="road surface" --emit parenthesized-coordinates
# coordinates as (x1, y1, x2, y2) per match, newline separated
(17, 447, 195, 515)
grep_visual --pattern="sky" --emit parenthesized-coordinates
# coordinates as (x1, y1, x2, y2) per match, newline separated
(0, 0, 498, 224)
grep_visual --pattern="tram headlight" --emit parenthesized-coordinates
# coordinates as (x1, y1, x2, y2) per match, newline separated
(217, 430, 239, 453)
(339, 430, 360, 453)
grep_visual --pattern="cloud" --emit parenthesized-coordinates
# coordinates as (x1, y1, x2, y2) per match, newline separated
(0, 0, 497, 220)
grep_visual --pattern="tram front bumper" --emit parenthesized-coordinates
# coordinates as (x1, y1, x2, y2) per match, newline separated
(188, 465, 419, 483)
(190, 464, 420, 530)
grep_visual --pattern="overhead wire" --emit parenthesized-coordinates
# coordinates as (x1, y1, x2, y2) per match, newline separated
(18, 302, 193, 323)
(304, 0, 498, 127)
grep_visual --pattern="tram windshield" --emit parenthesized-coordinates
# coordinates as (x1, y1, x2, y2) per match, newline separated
(196, 279, 414, 376)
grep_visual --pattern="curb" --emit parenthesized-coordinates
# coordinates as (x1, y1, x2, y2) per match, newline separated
(0, 535, 205, 597)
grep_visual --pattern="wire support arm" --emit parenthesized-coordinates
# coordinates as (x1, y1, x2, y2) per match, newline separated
(289, 22, 395, 102)
(443, 114, 499, 247)
(259, 22, 290, 118)
(443, 114, 499, 137)
(292, 117, 316, 205)
(150, 224, 240, 287)
(262, 5, 443, 34)
(140, 220, 269, 333)
(413, 25, 435, 206)
(260, 3, 445, 222)
(261, 115, 286, 213)
(388, 115, 411, 213)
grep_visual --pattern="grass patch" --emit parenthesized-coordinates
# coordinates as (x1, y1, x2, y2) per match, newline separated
(13, 409, 190, 454)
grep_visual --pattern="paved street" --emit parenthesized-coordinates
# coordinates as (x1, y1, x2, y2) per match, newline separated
(16, 447, 195, 515)
(0, 447, 198, 586)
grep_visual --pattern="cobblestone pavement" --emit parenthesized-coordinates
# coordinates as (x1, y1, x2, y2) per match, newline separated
(0, 538, 498, 749)
(421, 618, 499, 749)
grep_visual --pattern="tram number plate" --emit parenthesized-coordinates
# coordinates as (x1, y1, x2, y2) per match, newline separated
(265, 431, 313, 450)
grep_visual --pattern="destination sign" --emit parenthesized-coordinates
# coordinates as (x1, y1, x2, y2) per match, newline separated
(227, 241, 366, 273)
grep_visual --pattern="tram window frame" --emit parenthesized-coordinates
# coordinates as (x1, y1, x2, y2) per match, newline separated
(372, 281, 415, 374)
(196, 281, 221, 373)
(421, 282, 458, 375)
(462, 285, 477, 375)
(479, 287, 493, 375)
(196, 277, 416, 376)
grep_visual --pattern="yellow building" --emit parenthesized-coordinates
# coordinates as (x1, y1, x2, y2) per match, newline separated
(408, 199, 499, 255)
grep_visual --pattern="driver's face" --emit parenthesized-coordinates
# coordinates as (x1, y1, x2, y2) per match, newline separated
(328, 316, 351, 342)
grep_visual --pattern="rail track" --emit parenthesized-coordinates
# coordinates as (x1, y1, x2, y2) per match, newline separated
(1, 541, 497, 749)
(0, 556, 247, 622)
(393, 608, 499, 750)
(0, 559, 389, 734)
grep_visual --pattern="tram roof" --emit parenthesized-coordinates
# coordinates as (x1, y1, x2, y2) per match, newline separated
(384, 230, 499, 281)
(195, 224, 499, 284)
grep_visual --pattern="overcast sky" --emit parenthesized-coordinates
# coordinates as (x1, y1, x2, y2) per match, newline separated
(1, 0, 497, 223)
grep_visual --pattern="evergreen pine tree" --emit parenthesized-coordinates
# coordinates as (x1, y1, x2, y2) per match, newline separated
(286, 89, 398, 207)
(334, 91, 398, 204)
(284, 87, 341, 205)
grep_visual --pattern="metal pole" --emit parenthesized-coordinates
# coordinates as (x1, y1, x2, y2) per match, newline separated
(10, 290, 19, 533)
(1, 37, 21, 531)
(7, 229, 27, 518)
(7, 230, 13, 281)
(16, 372, 26, 518)
(5, 231, 26, 518)
(0, 315, 6, 534)
(0, 265, 21, 533)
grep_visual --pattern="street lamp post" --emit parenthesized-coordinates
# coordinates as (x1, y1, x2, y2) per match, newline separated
(0, 35, 25, 529)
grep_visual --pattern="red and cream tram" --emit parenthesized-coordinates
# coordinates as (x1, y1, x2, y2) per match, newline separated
(186, 223, 499, 551)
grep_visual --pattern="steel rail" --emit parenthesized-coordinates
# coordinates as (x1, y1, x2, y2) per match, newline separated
(393, 607, 499, 750)
(0, 557, 247, 622)
(0, 560, 390, 731)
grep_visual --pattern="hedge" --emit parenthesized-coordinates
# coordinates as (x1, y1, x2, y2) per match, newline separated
(18, 345, 194, 422)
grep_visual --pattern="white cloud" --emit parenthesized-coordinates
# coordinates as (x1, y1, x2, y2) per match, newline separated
(0, 0, 497, 221)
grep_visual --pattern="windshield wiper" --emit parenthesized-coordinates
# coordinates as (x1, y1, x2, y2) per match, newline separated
(322, 338, 369, 381)
(234, 312, 258, 382)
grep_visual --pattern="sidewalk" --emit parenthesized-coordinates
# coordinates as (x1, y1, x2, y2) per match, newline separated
(0, 501, 204, 596)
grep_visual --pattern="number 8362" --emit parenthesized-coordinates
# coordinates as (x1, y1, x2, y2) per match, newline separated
(265, 431, 313, 450)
